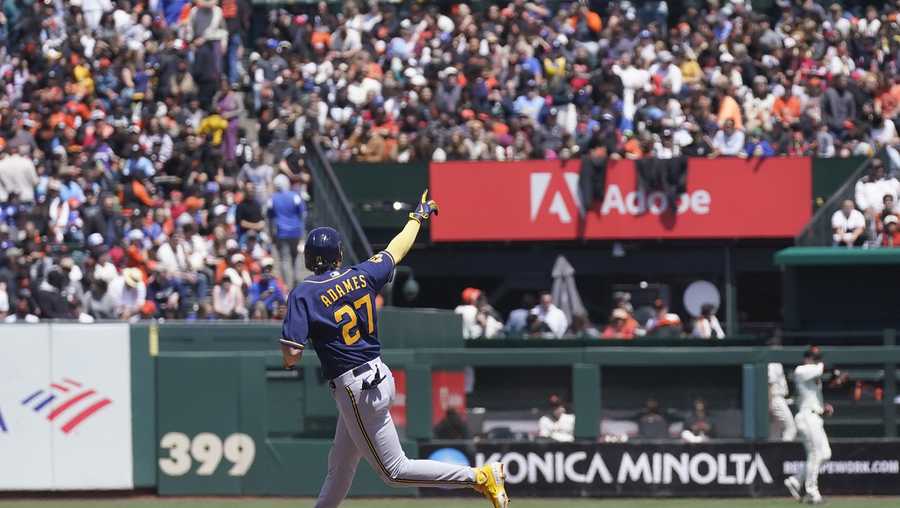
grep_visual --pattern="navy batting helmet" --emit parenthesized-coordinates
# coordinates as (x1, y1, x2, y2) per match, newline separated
(305, 227, 343, 274)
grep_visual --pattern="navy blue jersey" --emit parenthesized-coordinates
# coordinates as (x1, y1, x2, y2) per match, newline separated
(280, 250, 395, 379)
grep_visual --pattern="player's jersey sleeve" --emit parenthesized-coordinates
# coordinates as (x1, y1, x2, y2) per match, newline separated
(355, 250, 396, 291)
(280, 288, 309, 349)
(793, 363, 824, 382)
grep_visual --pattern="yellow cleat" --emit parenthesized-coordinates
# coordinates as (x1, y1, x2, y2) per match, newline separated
(473, 462, 509, 508)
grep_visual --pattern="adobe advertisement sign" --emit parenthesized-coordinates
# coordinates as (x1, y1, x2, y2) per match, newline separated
(0, 324, 134, 490)
(429, 158, 812, 241)
(419, 441, 900, 497)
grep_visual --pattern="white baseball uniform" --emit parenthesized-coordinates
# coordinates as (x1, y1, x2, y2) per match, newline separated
(789, 362, 831, 501)
(768, 362, 796, 441)
(315, 357, 476, 508)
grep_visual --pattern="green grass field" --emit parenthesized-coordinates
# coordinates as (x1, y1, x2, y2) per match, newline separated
(0, 498, 897, 508)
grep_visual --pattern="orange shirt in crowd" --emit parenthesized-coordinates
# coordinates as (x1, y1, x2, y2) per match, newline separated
(623, 137, 643, 158)
(310, 31, 331, 48)
(125, 244, 148, 276)
(878, 90, 899, 119)
(891, 84, 900, 109)
(601, 318, 637, 339)
(882, 231, 900, 247)
(717, 95, 743, 130)
(569, 11, 602, 33)
(772, 95, 801, 123)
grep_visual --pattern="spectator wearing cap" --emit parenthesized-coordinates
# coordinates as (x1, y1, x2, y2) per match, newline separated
(602, 308, 637, 339)
(248, 257, 284, 317)
(109, 267, 147, 320)
(227, 253, 253, 288)
(879, 215, 900, 247)
(266, 174, 306, 286)
(832, 199, 866, 247)
(538, 395, 575, 442)
(455, 287, 482, 340)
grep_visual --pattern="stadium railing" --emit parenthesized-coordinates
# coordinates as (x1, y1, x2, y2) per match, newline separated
(304, 138, 373, 265)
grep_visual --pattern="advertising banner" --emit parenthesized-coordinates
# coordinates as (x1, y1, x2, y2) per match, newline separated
(390, 370, 467, 429)
(0, 324, 133, 490)
(420, 440, 900, 497)
(430, 158, 812, 241)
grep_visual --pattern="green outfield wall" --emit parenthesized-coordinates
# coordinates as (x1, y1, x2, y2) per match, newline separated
(2, 322, 895, 495)
(119, 322, 900, 496)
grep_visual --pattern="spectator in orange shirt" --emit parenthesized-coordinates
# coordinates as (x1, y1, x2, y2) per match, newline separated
(879, 215, 900, 247)
(623, 133, 644, 159)
(876, 76, 900, 120)
(716, 89, 743, 131)
(772, 86, 801, 125)
(602, 308, 637, 339)
(124, 229, 149, 276)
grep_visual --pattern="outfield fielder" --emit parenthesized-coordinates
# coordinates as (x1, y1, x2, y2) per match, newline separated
(784, 347, 834, 505)
(279, 191, 508, 508)
(769, 360, 796, 441)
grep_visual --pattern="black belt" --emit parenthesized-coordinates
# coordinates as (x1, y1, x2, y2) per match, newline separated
(329, 363, 382, 390)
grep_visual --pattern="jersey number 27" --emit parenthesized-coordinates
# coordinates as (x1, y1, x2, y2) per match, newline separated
(333, 293, 375, 345)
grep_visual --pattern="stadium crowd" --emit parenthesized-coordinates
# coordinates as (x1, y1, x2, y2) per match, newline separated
(453, 287, 724, 340)
(2, 0, 900, 321)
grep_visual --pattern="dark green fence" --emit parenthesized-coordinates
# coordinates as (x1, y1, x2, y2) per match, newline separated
(130, 321, 900, 496)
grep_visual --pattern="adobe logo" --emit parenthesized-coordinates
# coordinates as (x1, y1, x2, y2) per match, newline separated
(530, 172, 582, 223)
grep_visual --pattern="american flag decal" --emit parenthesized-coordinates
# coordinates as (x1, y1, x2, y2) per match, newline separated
(21, 378, 112, 434)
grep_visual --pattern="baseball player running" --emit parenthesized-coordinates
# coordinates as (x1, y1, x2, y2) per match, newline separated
(784, 347, 834, 505)
(279, 190, 508, 508)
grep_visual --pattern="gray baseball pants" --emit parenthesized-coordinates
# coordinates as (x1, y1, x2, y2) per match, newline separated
(314, 357, 476, 508)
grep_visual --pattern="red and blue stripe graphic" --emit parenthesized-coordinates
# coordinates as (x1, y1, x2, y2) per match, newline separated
(20, 378, 112, 434)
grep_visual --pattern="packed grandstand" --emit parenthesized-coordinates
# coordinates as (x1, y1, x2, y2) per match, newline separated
(0, 0, 898, 322)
